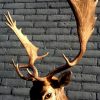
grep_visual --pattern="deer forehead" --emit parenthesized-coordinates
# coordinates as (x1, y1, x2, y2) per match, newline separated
(41, 86, 55, 95)
(42, 85, 64, 95)
(42, 85, 56, 94)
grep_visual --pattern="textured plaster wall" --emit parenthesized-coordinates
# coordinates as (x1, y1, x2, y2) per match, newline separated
(0, 0, 100, 100)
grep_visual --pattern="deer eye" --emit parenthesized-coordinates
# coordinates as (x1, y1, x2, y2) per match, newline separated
(45, 93, 52, 99)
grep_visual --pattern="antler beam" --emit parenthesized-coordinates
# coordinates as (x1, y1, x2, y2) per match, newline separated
(5, 11, 49, 81)
(5, 0, 98, 82)
(47, 0, 98, 79)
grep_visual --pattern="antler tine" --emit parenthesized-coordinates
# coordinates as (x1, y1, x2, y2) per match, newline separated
(63, 0, 98, 66)
(5, 11, 49, 81)
(12, 59, 33, 81)
(46, 0, 98, 79)
(12, 59, 45, 81)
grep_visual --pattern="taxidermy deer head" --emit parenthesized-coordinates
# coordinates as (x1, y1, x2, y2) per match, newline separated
(5, 0, 98, 100)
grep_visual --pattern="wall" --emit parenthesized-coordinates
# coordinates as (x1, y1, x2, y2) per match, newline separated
(0, 0, 100, 100)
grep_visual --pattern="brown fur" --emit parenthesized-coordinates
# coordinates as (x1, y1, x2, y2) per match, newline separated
(30, 80, 69, 100)
(4, 0, 98, 100)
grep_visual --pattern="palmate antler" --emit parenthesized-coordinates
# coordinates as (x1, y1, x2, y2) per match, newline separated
(46, 0, 98, 79)
(5, 0, 98, 82)
(5, 11, 49, 81)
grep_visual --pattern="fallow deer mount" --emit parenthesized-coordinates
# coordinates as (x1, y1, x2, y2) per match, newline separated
(4, 0, 98, 100)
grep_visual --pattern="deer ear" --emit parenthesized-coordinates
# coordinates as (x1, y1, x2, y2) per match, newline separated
(58, 71, 72, 86)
